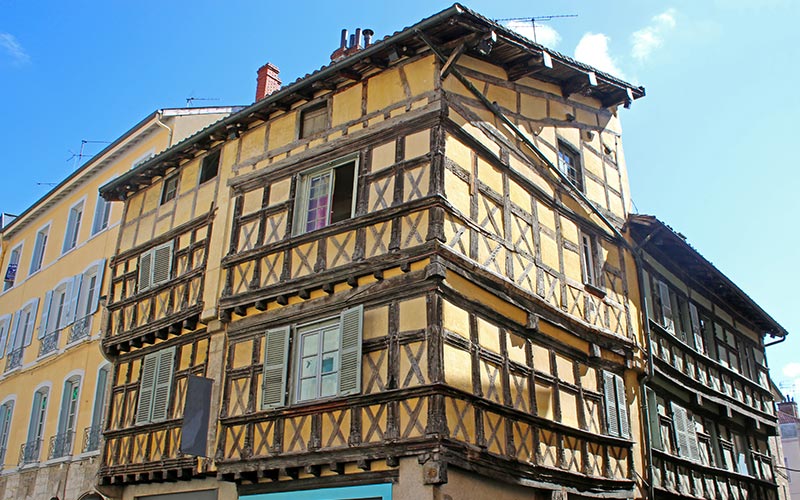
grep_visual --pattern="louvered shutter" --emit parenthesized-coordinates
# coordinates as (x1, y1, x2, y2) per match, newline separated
(657, 281, 674, 331)
(27, 391, 43, 443)
(92, 259, 106, 313)
(614, 374, 630, 438)
(261, 326, 290, 409)
(66, 274, 82, 325)
(0, 320, 9, 358)
(7, 311, 21, 354)
(338, 305, 363, 396)
(646, 388, 663, 450)
(39, 291, 53, 339)
(689, 302, 704, 353)
(152, 242, 173, 286)
(671, 402, 691, 459)
(642, 272, 654, 319)
(151, 347, 175, 422)
(686, 413, 701, 461)
(603, 371, 619, 436)
(138, 250, 153, 292)
(23, 298, 39, 346)
(135, 353, 158, 424)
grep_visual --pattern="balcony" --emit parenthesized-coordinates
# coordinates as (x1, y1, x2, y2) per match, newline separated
(49, 431, 74, 460)
(82, 424, 102, 453)
(68, 315, 92, 343)
(5, 347, 23, 371)
(18, 439, 41, 465)
(38, 330, 60, 357)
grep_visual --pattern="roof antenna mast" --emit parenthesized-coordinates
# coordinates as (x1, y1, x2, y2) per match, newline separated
(496, 14, 578, 44)
(66, 139, 111, 170)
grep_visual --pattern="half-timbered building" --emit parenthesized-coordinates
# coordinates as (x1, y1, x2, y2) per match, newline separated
(628, 215, 787, 500)
(98, 5, 649, 500)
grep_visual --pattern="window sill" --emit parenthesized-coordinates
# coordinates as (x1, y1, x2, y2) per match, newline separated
(584, 283, 606, 299)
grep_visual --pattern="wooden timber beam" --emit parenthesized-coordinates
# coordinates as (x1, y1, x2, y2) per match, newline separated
(505, 50, 553, 81)
(561, 71, 598, 100)
(339, 68, 362, 81)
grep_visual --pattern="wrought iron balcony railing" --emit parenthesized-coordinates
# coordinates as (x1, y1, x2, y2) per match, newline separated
(18, 439, 41, 465)
(82, 424, 102, 453)
(49, 431, 74, 460)
(38, 330, 60, 357)
(68, 315, 92, 343)
(5, 347, 23, 372)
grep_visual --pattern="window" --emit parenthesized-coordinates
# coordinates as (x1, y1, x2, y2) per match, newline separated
(135, 347, 176, 424)
(91, 194, 112, 235)
(138, 242, 173, 292)
(62, 201, 84, 253)
(0, 399, 13, 466)
(603, 371, 629, 438)
(29, 226, 49, 274)
(0, 316, 10, 358)
(688, 302, 705, 354)
(39, 283, 68, 355)
(293, 157, 357, 235)
(53, 375, 81, 458)
(7, 298, 40, 368)
(670, 401, 701, 461)
(3, 244, 21, 291)
(261, 306, 363, 409)
(300, 103, 328, 138)
(198, 149, 221, 184)
(160, 175, 179, 204)
(715, 324, 741, 373)
(580, 233, 599, 287)
(654, 278, 674, 332)
(557, 140, 583, 191)
(23, 387, 48, 464)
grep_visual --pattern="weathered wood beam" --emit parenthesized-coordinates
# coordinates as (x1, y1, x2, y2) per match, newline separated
(561, 72, 598, 100)
(339, 69, 362, 81)
(506, 50, 553, 81)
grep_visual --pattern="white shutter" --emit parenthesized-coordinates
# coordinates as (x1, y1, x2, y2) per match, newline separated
(138, 250, 153, 292)
(671, 402, 691, 459)
(615, 374, 630, 438)
(689, 303, 704, 353)
(603, 371, 619, 436)
(92, 259, 106, 313)
(39, 291, 54, 339)
(7, 311, 21, 354)
(646, 387, 663, 450)
(150, 347, 175, 422)
(338, 305, 363, 396)
(135, 353, 158, 425)
(23, 298, 39, 347)
(686, 413, 701, 461)
(657, 280, 674, 331)
(65, 274, 83, 325)
(152, 242, 173, 286)
(262, 326, 290, 409)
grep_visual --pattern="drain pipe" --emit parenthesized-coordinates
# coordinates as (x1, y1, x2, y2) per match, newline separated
(154, 110, 174, 148)
(416, 30, 659, 498)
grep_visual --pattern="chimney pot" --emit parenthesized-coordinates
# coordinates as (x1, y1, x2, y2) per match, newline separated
(363, 29, 374, 46)
(255, 62, 281, 102)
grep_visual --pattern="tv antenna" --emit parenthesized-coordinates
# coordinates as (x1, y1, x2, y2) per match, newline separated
(66, 139, 111, 169)
(185, 97, 221, 107)
(497, 14, 578, 44)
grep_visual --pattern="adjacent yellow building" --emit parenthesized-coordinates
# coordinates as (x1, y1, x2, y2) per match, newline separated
(0, 107, 239, 500)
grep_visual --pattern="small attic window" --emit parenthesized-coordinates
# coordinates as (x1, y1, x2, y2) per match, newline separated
(199, 149, 221, 185)
(300, 104, 328, 139)
(161, 175, 179, 204)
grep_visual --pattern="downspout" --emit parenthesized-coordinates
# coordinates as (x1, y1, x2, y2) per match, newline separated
(764, 335, 785, 348)
(416, 30, 659, 498)
(154, 111, 174, 148)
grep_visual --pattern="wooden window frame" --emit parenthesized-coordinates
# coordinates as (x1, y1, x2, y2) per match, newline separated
(557, 139, 584, 191)
(160, 174, 179, 205)
(198, 149, 221, 185)
(603, 371, 630, 438)
(135, 346, 176, 425)
(299, 102, 329, 139)
(292, 155, 359, 236)
(137, 242, 173, 293)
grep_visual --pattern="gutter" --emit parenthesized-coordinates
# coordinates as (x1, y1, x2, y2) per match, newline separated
(154, 111, 174, 149)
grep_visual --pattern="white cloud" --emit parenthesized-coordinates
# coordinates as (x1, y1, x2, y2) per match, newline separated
(504, 20, 561, 49)
(783, 363, 800, 378)
(631, 8, 676, 62)
(0, 33, 30, 65)
(574, 33, 624, 78)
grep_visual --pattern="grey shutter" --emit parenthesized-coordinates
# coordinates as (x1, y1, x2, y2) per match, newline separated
(39, 291, 53, 339)
(91, 367, 109, 429)
(57, 380, 72, 435)
(603, 371, 619, 436)
(151, 347, 175, 422)
(66, 274, 82, 325)
(0, 319, 9, 358)
(642, 272, 654, 319)
(23, 298, 39, 346)
(152, 242, 173, 286)
(28, 391, 43, 443)
(646, 387, 663, 450)
(686, 413, 701, 461)
(657, 280, 674, 331)
(338, 305, 363, 396)
(671, 402, 691, 459)
(262, 326, 290, 409)
(689, 302, 704, 353)
(0, 402, 12, 449)
(614, 374, 629, 438)
(92, 259, 106, 313)
(7, 311, 21, 354)
(135, 353, 158, 424)
(138, 250, 153, 292)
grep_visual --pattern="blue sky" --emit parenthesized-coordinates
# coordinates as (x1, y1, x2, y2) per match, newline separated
(1, 1, 797, 393)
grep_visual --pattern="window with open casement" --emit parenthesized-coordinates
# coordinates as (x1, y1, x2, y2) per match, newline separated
(293, 156, 357, 235)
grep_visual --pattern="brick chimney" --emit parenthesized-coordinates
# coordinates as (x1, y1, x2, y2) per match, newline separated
(256, 63, 281, 101)
(779, 399, 798, 417)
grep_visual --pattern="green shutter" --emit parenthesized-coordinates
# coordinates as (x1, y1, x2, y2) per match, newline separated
(138, 250, 153, 292)
(150, 347, 176, 422)
(603, 371, 618, 437)
(135, 353, 158, 424)
(646, 387, 663, 450)
(338, 305, 363, 396)
(39, 291, 53, 339)
(614, 374, 629, 438)
(262, 326, 290, 409)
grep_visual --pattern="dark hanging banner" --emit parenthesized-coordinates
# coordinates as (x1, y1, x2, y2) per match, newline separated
(179, 375, 213, 457)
